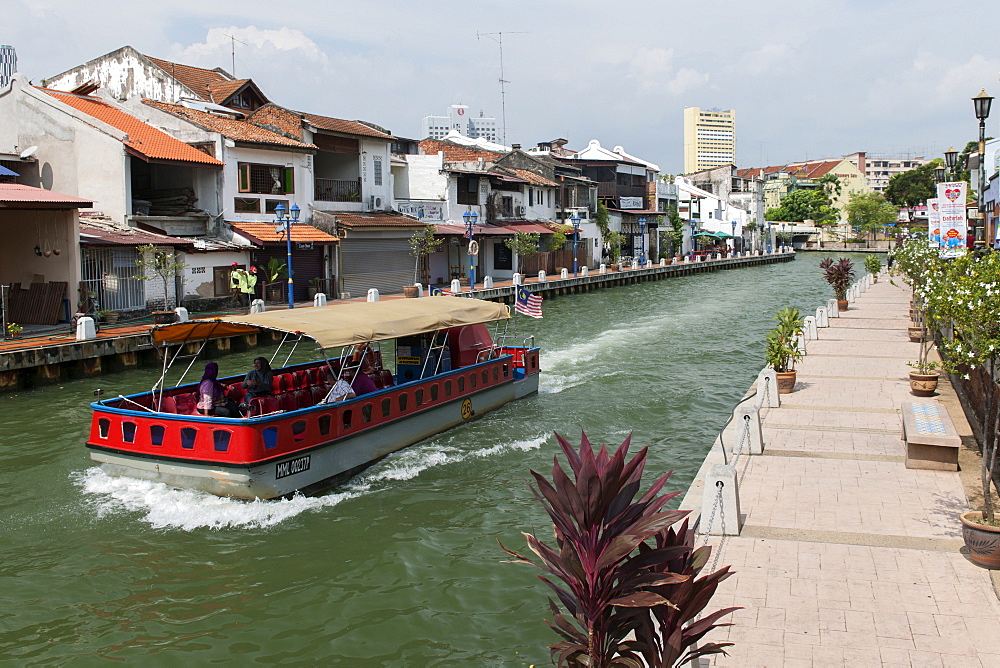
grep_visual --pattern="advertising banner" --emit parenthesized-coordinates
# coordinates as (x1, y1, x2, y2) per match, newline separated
(927, 198, 940, 249)
(936, 182, 967, 258)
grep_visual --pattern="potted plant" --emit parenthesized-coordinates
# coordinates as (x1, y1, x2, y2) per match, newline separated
(863, 254, 882, 282)
(765, 307, 804, 393)
(6, 322, 23, 338)
(308, 277, 320, 300)
(604, 230, 626, 271)
(408, 225, 442, 296)
(97, 309, 120, 325)
(261, 257, 287, 303)
(503, 231, 541, 277)
(135, 243, 184, 323)
(819, 257, 855, 311)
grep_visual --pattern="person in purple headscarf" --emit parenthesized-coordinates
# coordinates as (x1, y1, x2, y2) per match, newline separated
(197, 362, 238, 417)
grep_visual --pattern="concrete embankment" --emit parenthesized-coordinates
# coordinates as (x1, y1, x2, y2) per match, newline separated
(0, 251, 793, 392)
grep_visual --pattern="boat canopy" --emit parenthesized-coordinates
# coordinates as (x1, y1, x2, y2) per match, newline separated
(150, 297, 511, 348)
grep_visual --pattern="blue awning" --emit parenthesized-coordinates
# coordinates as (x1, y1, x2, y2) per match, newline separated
(0, 165, 19, 177)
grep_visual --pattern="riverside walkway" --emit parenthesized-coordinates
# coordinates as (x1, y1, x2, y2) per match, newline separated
(687, 277, 1000, 665)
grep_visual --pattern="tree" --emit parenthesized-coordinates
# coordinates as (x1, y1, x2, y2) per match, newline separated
(772, 189, 835, 224)
(135, 244, 185, 310)
(816, 173, 842, 200)
(408, 225, 443, 283)
(884, 160, 941, 207)
(664, 206, 685, 256)
(503, 231, 541, 273)
(845, 192, 897, 247)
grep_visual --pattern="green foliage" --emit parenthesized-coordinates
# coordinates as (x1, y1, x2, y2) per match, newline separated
(547, 226, 572, 252)
(765, 206, 790, 222)
(603, 230, 626, 263)
(884, 161, 941, 208)
(769, 189, 836, 224)
(500, 431, 738, 668)
(503, 231, 541, 270)
(594, 202, 611, 238)
(863, 254, 882, 275)
(816, 174, 842, 199)
(262, 257, 286, 283)
(845, 192, 897, 244)
(409, 225, 443, 283)
(658, 206, 685, 255)
(764, 307, 804, 372)
(135, 244, 185, 310)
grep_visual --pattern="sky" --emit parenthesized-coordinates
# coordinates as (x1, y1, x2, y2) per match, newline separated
(6, 0, 1000, 174)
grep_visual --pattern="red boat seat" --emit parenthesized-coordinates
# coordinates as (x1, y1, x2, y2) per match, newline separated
(293, 370, 310, 389)
(307, 367, 324, 386)
(310, 385, 328, 404)
(278, 392, 297, 412)
(378, 369, 394, 388)
(293, 389, 312, 409)
(227, 384, 246, 402)
(249, 396, 280, 416)
(174, 392, 199, 415)
(278, 373, 294, 392)
(155, 395, 177, 414)
(271, 375, 282, 394)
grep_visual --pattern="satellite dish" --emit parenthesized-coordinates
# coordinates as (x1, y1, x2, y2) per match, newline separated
(19, 146, 37, 159)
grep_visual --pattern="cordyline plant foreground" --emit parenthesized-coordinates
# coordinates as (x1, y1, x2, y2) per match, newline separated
(501, 432, 739, 667)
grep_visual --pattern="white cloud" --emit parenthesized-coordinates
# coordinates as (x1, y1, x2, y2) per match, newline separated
(172, 26, 329, 73)
(665, 68, 709, 96)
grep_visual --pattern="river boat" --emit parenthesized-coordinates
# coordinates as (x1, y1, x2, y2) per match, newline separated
(86, 297, 540, 500)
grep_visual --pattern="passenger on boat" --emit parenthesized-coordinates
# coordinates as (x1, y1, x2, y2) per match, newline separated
(351, 363, 378, 397)
(323, 371, 356, 403)
(242, 357, 273, 399)
(198, 362, 239, 417)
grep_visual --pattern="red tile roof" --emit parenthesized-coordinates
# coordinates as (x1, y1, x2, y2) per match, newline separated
(145, 56, 230, 101)
(333, 211, 426, 229)
(80, 222, 195, 246)
(299, 112, 394, 140)
(205, 79, 252, 104)
(0, 184, 93, 208)
(41, 89, 225, 168)
(228, 221, 339, 244)
(143, 100, 316, 150)
(419, 138, 505, 162)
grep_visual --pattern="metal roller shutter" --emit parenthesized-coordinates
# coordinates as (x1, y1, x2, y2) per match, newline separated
(341, 239, 412, 297)
(253, 246, 325, 301)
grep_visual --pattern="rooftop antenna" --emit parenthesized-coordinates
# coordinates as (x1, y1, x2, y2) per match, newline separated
(476, 31, 529, 146)
(224, 34, 247, 77)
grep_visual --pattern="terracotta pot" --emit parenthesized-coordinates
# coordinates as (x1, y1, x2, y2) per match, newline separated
(402, 285, 420, 298)
(961, 511, 1000, 569)
(610, 263, 620, 272)
(104, 312, 120, 325)
(908, 326, 923, 343)
(776, 370, 797, 394)
(873, 276, 879, 283)
(837, 299, 849, 312)
(908, 371, 939, 397)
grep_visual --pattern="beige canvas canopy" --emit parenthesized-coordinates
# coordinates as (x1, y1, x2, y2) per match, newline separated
(150, 297, 510, 349)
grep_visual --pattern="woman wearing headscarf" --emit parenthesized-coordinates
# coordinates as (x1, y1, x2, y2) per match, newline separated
(197, 362, 238, 417)
(242, 356, 274, 400)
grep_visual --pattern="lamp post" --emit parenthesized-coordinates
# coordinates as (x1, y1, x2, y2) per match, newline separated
(689, 221, 696, 260)
(637, 217, 647, 265)
(934, 164, 946, 183)
(570, 213, 581, 276)
(731, 220, 737, 253)
(973, 89, 993, 250)
(462, 210, 478, 289)
(944, 146, 958, 178)
(780, 222, 786, 251)
(275, 202, 301, 309)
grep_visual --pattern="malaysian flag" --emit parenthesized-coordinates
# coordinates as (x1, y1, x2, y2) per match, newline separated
(429, 286, 454, 296)
(514, 287, 543, 318)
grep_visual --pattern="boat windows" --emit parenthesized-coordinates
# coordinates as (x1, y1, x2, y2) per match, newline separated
(430, 384, 439, 401)
(470, 373, 477, 389)
(122, 422, 137, 443)
(213, 430, 231, 452)
(482, 369, 489, 385)
(381, 398, 391, 418)
(342, 410, 353, 430)
(458, 377, 465, 393)
(318, 414, 332, 436)
(493, 366, 499, 382)
(445, 380, 452, 397)
(362, 404, 373, 423)
(502, 363, 509, 378)
(98, 418, 111, 439)
(263, 427, 279, 450)
(149, 424, 165, 446)
(180, 427, 198, 450)
(292, 421, 307, 442)
(398, 394, 408, 412)
(416, 389, 424, 407)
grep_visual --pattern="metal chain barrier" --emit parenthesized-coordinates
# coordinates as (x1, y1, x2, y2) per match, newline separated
(710, 488, 728, 574)
(700, 480, 724, 547)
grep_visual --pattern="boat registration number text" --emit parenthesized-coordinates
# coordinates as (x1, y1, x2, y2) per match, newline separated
(276, 455, 311, 479)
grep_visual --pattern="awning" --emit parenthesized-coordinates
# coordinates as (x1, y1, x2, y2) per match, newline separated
(503, 223, 554, 234)
(0, 165, 18, 177)
(150, 296, 510, 349)
(435, 223, 515, 236)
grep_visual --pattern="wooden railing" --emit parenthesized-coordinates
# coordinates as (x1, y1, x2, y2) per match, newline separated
(315, 178, 361, 203)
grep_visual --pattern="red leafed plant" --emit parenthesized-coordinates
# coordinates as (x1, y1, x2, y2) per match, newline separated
(500, 431, 739, 667)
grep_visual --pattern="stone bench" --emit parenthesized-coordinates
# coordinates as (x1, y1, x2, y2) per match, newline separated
(901, 401, 961, 471)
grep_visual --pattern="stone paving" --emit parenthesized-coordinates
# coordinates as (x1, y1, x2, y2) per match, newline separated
(687, 276, 1000, 666)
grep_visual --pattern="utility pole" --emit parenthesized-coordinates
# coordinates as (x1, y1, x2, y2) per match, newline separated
(476, 31, 529, 146)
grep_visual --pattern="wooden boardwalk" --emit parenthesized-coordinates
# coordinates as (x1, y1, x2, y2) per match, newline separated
(685, 277, 1000, 666)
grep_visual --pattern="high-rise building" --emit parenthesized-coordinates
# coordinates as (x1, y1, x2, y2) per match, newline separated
(422, 105, 498, 142)
(0, 45, 16, 88)
(842, 151, 928, 193)
(683, 107, 736, 174)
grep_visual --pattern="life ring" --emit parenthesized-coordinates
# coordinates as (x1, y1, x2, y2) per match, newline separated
(468, 240, 480, 256)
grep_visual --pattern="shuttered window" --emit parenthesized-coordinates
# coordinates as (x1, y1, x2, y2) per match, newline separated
(238, 163, 294, 195)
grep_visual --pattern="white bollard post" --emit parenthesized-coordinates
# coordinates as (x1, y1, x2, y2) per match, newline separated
(513, 273, 523, 286)
(76, 316, 97, 341)
(859, 278, 867, 293)
(803, 315, 818, 340)
(483, 276, 494, 289)
(174, 306, 189, 322)
(367, 288, 380, 302)
(631, 259, 639, 270)
(733, 403, 764, 455)
(538, 270, 547, 282)
(450, 279, 462, 293)
(313, 292, 328, 307)
(660, 258, 667, 267)
(250, 299, 266, 313)
(827, 298, 839, 317)
(560, 268, 568, 279)
(599, 264, 607, 274)
(413, 284, 424, 298)
(816, 306, 829, 328)
(581, 266, 589, 276)
(794, 334, 806, 354)
(700, 465, 742, 536)
(757, 368, 781, 408)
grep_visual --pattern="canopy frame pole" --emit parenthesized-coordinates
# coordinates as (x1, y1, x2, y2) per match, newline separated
(420, 330, 450, 379)
(269, 332, 292, 367)
(281, 333, 306, 368)
(151, 322, 221, 406)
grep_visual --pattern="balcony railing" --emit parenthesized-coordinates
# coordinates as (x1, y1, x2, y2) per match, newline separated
(315, 178, 361, 203)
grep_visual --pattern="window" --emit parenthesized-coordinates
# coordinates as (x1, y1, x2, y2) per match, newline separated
(149, 424, 166, 446)
(501, 196, 513, 216)
(457, 377, 465, 393)
(471, 373, 477, 389)
(265, 199, 289, 214)
(342, 409, 353, 430)
(416, 389, 424, 406)
(263, 427, 279, 449)
(362, 404, 373, 423)
(181, 427, 198, 450)
(445, 380, 452, 397)
(122, 422, 137, 443)
(238, 163, 294, 195)
(529, 189, 534, 207)
(292, 421, 307, 442)
(398, 394, 408, 412)
(373, 157, 383, 186)
(318, 414, 332, 436)
(213, 430, 232, 452)
(98, 418, 110, 439)
(382, 398, 392, 418)
(482, 369, 489, 385)
(430, 384, 439, 401)
(457, 176, 478, 205)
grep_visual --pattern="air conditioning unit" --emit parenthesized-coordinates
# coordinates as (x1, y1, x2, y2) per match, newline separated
(515, 205, 525, 216)
(369, 196, 383, 209)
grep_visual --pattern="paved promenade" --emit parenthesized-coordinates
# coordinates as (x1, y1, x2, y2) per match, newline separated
(691, 277, 1000, 666)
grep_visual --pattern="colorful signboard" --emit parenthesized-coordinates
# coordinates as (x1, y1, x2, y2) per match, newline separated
(927, 198, 940, 249)
(936, 182, 967, 258)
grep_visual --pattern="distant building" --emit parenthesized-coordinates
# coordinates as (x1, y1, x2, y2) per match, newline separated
(0, 45, 16, 88)
(422, 105, 498, 142)
(843, 151, 928, 193)
(683, 107, 736, 174)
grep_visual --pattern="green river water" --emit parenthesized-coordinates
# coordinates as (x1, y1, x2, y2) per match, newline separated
(0, 253, 869, 665)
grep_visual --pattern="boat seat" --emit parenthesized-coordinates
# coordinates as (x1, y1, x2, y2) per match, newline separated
(278, 373, 294, 392)
(278, 392, 297, 412)
(308, 367, 325, 386)
(293, 389, 312, 409)
(227, 384, 246, 402)
(155, 395, 177, 414)
(310, 385, 328, 404)
(249, 396, 281, 416)
(293, 370, 310, 389)
(174, 392, 199, 415)
(378, 369, 394, 388)
(271, 375, 283, 394)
